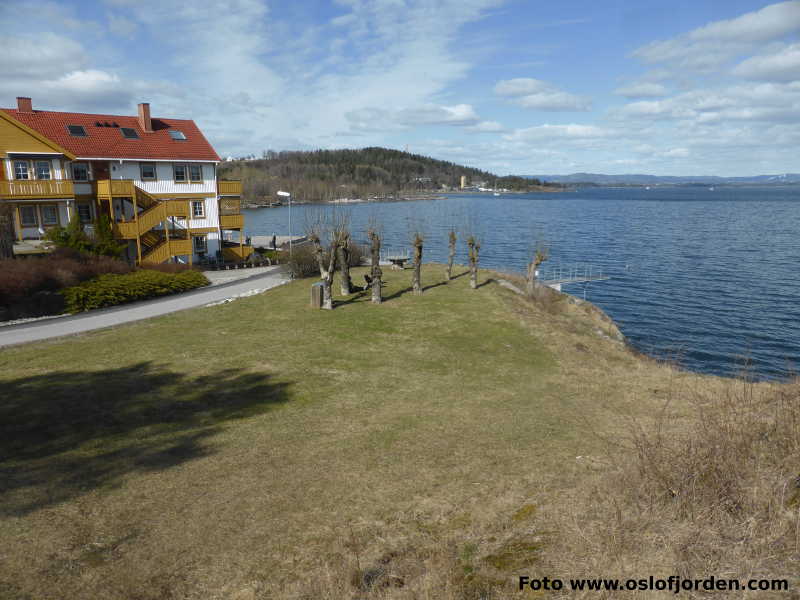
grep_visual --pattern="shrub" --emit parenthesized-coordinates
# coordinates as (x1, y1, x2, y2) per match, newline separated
(45, 214, 123, 257)
(286, 244, 320, 278)
(62, 269, 210, 313)
(0, 252, 131, 309)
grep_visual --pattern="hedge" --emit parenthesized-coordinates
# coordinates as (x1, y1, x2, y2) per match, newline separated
(62, 269, 210, 313)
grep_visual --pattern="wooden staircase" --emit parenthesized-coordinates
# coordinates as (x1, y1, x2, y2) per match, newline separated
(97, 180, 193, 265)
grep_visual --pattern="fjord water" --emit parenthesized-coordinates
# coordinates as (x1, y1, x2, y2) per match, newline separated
(243, 186, 800, 380)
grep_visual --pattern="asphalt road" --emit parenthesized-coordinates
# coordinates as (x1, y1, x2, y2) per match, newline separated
(0, 267, 289, 348)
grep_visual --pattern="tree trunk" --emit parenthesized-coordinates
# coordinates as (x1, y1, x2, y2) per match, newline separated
(412, 236, 423, 295)
(369, 231, 382, 304)
(338, 239, 352, 295)
(0, 206, 14, 260)
(311, 234, 338, 310)
(467, 237, 480, 289)
(445, 230, 456, 281)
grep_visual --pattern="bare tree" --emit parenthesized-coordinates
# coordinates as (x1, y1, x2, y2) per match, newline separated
(466, 234, 481, 289)
(338, 228, 353, 295)
(411, 231, 424, 294)
(367, 223, 383, 304)
(307, 212, 348, 310)
(0, 204, 14, 260)
(445, 229, 457, 281)
(526, 241, 549, 298)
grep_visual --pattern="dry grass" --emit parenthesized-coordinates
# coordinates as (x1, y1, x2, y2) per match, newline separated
(0, 264, 795, 599)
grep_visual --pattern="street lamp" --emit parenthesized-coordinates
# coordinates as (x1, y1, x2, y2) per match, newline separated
(277, 190, 291, 257)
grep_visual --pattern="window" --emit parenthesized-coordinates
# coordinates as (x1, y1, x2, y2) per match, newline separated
(67, 125, 87, 137)
(191, 200, 205, 218)
(121, 127, 139, 139)
(169, 130, 187, 140)
(193, 235, 207, 253)
(77, 203, 92, 223)
(71, 163, 89, 182)
(14, 160, 30, 180)
(140, 163, 157, 180)
(189, 164, 203, 182)
(35, 161, 51, 180)
(20, 206, 37, 226)
(174, 164, 188, 183)
(41, 205, 59, 226)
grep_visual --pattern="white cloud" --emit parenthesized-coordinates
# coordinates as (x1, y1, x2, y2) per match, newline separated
(632, 1, 800, 71)
(3, 34, 88, 80)
(614, 82, 668, 98)
(465, 120, 506, 133)
(504, 124, 610, 141)
(732, 43, 800, 81)
(494, 77, 590, 111)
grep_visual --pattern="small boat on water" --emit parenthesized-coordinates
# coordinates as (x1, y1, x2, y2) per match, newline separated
(493, 192, 500, 196)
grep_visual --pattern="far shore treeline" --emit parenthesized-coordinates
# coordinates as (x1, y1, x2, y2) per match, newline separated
(218, 147, 562, 203)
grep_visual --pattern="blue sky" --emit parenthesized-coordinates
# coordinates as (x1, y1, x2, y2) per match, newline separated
(2, 0, 799, 176)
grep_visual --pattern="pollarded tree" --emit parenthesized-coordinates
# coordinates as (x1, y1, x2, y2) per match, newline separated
(445, 229, 457, 281)
(367, 224, 383, 304)
(308, 214, 348, 310)
(411, 231, 424, 295)
(338, 228, 353, 295)
(466, 234, 481, 289)
(526, 241, 549, 298)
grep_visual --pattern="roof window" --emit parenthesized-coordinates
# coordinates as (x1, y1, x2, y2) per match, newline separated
(168, 130, 187, 140)
(67, 125, 87, 137)
(121, 127, 139, 139)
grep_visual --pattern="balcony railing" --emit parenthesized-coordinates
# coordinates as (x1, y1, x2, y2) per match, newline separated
(219, 214, 244, 229)
(218, 180, 242, 196)
(95, 179, 136, 198)
(0, 179, 74, 199)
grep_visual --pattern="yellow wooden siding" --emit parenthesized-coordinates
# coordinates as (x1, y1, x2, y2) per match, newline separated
(219, 214, 244, 229)
(222, 245, 254, 261)
(0, 112, 75, 158)
(0, 180, 74, 199)
(217, 180, 242, 196)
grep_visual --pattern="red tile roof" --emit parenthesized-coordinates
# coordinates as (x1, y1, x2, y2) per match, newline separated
(0, 108, 221, 162)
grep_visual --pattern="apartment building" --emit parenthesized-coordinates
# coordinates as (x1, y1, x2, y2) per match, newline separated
(0, 97, 251, 265)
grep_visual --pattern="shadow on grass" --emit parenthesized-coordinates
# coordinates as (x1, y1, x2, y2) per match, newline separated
(475, 277, 496, 289)
(0, 362, 291, 515)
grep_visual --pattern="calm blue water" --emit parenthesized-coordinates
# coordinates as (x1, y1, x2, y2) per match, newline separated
(243, 186, 800, 380)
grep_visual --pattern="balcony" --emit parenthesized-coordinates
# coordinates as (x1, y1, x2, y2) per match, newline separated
(218, 180, 242, 196)
(95, 179, 136, 198)
(219, 214, 244, 229)
(0, 179, 74, 199)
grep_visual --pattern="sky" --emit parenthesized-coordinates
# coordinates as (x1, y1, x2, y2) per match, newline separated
(1, 0, 799, 176)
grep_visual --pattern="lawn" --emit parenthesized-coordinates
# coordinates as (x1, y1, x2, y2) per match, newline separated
(0, 264, 734, 599)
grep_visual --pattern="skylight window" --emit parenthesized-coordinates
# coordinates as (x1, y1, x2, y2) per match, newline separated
(168, 130, 187, 140)
(121, 127, 139, 139)
(67, 125, 87, 137)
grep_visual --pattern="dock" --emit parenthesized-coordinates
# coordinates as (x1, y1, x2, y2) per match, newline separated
(539, 264, 610, 292)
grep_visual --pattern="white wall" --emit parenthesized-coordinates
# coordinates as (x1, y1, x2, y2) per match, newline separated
(111, 161, 216, 195)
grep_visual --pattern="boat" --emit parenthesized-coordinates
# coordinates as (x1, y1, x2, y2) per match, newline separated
(493, 192, 500, 197)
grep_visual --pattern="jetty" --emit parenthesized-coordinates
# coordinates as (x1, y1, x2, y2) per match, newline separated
(539, 264, 610, 292)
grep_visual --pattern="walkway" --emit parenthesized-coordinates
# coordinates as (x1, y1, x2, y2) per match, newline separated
(0, 266, 290, 348)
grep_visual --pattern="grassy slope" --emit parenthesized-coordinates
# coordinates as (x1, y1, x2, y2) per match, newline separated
(0, 264, 714, 599)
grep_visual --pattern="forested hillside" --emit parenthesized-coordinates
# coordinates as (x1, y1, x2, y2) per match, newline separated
(218, 147, 559, 203)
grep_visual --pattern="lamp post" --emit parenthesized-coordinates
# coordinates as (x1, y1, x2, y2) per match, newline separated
(277, 190, 291, 258)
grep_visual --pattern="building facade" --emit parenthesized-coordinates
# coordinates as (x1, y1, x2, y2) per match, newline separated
(0, 97, 251, 265)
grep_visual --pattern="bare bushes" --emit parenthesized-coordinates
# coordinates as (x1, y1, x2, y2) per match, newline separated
(0, 249, 132, 320)
(542, 377, 800, 594)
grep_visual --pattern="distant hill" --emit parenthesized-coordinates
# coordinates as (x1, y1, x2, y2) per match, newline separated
(526, 172, 800, 186)
(219, 147, 559, 202)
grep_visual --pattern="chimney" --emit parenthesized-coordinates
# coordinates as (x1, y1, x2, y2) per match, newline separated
(17, 97, 33, 113)
(137, 102, 152, 133)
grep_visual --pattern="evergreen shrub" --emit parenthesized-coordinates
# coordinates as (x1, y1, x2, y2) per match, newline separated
(62, 270, 209, 313)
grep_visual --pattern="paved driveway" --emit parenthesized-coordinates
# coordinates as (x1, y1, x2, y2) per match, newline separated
(0, 267, 290, 348)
